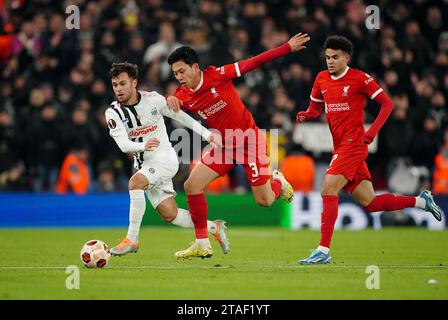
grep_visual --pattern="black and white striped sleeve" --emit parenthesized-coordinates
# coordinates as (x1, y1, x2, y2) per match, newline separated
(105, 108, 145, 153)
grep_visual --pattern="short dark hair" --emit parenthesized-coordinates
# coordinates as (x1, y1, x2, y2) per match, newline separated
(324, 36, 353, 55)
(108, 62, 138, 80)
(167, 46, 200, 66)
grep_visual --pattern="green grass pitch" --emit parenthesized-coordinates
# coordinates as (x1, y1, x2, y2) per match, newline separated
(0, 227, 447, 299)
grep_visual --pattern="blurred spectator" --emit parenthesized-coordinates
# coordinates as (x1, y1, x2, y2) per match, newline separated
(94, 161, 126, 192)
(40, 12, 77, 75)
(378, 93, 414, 177)
(122, 32, 145, 66)
(433, 129, 448, 194)
(55, 144, 90, 195)
(0, 107, 18, 175)
(282, 146, 315, 192)
(143, 21, 182, 81)
(26, 103, 65, 192)
(411, 114, 442, 173)
(64, 107, 97, 157)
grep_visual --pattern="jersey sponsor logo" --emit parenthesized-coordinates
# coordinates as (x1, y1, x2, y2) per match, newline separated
(342, 85, 350, 97)
(198, 100, 227, 120)
(108, 119, 116, 129)
(365, 77, 374, 85)
(129, 125, 158, 137)
(325, 102, 350, 113)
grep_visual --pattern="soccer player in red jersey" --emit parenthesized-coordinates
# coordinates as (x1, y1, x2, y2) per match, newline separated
(166, 33, 311, 259)
(296, 35, 443, 264)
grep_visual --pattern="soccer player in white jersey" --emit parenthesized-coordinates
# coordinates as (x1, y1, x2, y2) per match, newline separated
(105, 62, 229, 257)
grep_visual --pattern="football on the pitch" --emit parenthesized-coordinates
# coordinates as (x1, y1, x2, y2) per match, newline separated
(80, 240, 111, 268)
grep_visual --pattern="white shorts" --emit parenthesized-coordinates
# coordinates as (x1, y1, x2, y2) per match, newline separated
(137, 149, 179, 208)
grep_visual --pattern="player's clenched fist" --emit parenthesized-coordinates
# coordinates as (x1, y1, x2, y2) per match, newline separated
(296, 111, 310, 123)
(166, 95, 182, 112)
(208, 132, 222, 148)
(288, 33, 310, 53)
(144, 138, 160, 151)
(362, 133, 374, 145)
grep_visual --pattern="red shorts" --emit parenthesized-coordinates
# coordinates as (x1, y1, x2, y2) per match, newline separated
(201, 129, 270, 186)
(326, 145, 372, 193)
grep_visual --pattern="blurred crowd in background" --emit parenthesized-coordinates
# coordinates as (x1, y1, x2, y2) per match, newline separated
(0, 0, 447, 195)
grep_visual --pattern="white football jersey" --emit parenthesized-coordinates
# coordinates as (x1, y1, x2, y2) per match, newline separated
(105, 90, 210, 170)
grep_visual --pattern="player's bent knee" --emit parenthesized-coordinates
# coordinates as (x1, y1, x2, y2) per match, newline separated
(129, 174, 148, 190)
(156, 199, 177, 222)
(184, 179, 202, 195)
(156, 206, 176, 222)
(321, 186, 340, 196)
(363, 197, 378, 212)
(160, 212, 176, 223)
(255, 196, 274, 207)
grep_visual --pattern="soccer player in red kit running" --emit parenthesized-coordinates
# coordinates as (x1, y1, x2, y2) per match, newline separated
(296, 35, 443, 265)
(166, 33, 311, 259)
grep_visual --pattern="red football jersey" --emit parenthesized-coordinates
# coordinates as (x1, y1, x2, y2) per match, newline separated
(174, 64, 257, 141)
(310, 67, 383, 148)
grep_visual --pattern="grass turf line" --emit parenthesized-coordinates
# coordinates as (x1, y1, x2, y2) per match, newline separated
(0, 227, 446, 299)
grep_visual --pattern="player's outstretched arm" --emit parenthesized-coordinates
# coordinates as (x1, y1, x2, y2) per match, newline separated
(296, 100, 323, 123)
(161, 104, 221, 146)
(166, 95, 182, 113)
(363, 91, 394, 144)
(231, 33, 310, 77)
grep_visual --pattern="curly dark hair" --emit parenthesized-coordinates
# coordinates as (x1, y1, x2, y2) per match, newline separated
(324, 35, 354, 55)
(108, 62, 138, 80)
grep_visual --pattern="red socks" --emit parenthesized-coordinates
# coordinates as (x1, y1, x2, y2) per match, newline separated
(271, 179, 282, 199)
(187, 193, 208, 239)
(364, 194, 416, 212)
(318, 193, 416, 250)
(319, 195, 339, 249)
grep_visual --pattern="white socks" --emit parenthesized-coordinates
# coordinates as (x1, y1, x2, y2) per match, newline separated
(171, 208, 217, 234)
(126, 190, 146, 243)
(415, 196, 426, 209)
(196, 238, 212, 248)
(317, 245, 330, 254)
(126, 196, 217, 243)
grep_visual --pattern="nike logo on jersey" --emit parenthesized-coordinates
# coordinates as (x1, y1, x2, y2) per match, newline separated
(251, 177, 260, 183)
(322, 90, 328, 94)
(189, 102, 197, 107)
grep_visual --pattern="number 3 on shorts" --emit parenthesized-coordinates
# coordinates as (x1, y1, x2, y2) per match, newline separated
(328, 154, 338, 170)
(249, 162, 259, 178)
